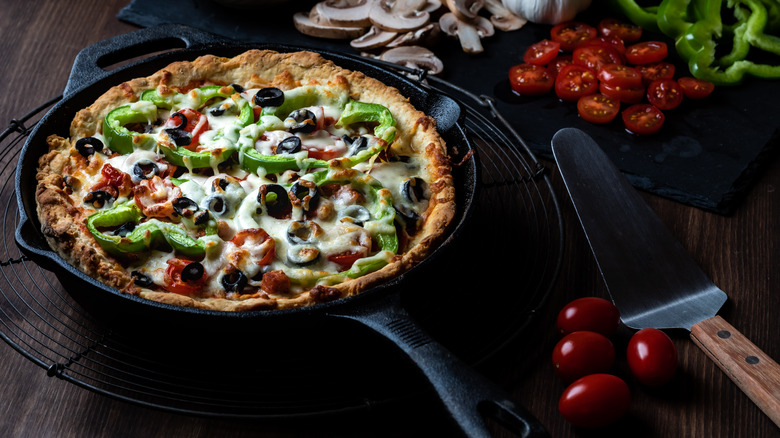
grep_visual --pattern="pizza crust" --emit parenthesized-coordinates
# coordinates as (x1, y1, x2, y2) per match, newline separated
(36, 49, 456, 312)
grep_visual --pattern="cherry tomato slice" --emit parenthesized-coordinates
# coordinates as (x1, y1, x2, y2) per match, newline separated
(599, 82, 645, 104)
(598, 17, 643, 44)
(582, 35, 626, 55)
(164, 258, 207, 295)
(678, 77, 715, 99)
(557, 297, 621, 336)
(328, 250, 366, 271)
(548, 55, 573, 78)
(552, 331, 616, 383)
(555, 64, 598, 102)
(508, 63, 555, 96)
(625, 41, 668, 65)
(627, 328, 678, 386)
(559, 374, 631, 428)
(597, 63, 642, 89)
(647, 78, 684, 110)
(577, 93, 620, 124)
(523, 39, 561, 65)
(572, 45, 623, 72)
(622, 104, 665, 135)
(636, 62, 676, 84)
(551, 21, 597, 51)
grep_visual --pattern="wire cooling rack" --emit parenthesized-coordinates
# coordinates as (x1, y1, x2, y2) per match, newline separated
(0, 75, 564, 418)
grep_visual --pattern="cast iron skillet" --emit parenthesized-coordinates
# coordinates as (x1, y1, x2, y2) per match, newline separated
(14, 24, 548, 437)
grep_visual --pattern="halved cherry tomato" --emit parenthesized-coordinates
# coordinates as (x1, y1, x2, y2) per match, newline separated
(552, 331, 616, 383)
(577, 94, 620, 124)
(678, 77, 715, 99)
(599, 82, 644, 103)
(622, 104, 665, 135)
(627, 328, 678, 386)
(625, 41, 668, 65)
(164, 258, 207, 295)
(647, 78, 684, 110)
(92, 163, 133, 198)
(636, 62, 676, 84)
(559, 374, 631, 428)
(582, 35, 626, 55)
(598, 18, 643, 44)
(328, 251, 366, 271)
(547, 55, 573, 78)
(597, 64, 642, 89)
(523, 39, 561, 65)
(509, 63, 555, 96)
(557, 297, 620, 337)
(555, 64, 598, 102)
(163, 108, 209, 150)
(551, 21, 597, 51)
(572, 45, 623, 72)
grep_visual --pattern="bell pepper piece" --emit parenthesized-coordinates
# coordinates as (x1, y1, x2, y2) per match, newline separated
(606, 0, 661, 32)
(102, 103, 158, 154)
(338, 100, 397, 144)
(159, 144, 236, 169)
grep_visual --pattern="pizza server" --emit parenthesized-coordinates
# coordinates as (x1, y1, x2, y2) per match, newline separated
(550, 127, 780, 426)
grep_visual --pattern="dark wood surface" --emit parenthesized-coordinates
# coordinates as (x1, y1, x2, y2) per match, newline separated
(1, 0, 777, 436)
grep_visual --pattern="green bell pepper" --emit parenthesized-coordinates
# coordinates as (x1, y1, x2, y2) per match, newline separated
(338, 100, 397, 144)
(159, 144, 237, 169)
(102, 102, 158, 154)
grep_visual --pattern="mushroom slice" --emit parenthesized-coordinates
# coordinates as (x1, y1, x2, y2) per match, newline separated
(369, 0, 430, 33)
(379, 46, 444, 74)
(314, 0, 374, 27)
(351, 25, 399, 49)
(483, 0, 526, 31)
(439, 12, 494, 54)
(294, 12, 368, 39)
(444, 0, 485, 21)
(386, 23, 441, 48)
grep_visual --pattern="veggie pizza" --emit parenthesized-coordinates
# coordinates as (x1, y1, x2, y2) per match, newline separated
(35, 50, 455, 311)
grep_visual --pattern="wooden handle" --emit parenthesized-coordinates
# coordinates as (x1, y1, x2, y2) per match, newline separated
(690, 315, 780, 427)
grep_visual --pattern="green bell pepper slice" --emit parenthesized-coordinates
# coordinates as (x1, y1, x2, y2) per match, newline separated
(140, 84, 240, 110)
(338, 100, 396, 144)
(102, 103, 158, 154)
(159, 144, 236, 169)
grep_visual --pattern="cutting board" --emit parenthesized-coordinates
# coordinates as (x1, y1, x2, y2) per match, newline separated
(117, 0, 780, 214)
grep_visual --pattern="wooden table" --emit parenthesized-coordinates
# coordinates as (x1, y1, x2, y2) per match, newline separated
(0, 0, 777, 436)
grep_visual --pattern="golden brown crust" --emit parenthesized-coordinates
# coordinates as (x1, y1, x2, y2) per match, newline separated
(36, 49, 456, 312)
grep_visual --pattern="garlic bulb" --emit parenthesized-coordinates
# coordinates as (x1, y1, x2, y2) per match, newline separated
(501, 0, 592, 25)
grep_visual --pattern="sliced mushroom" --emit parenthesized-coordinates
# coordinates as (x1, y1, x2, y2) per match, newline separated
(351, 25, 398, 49)
(386, 22, 441, 48)
(439, 13, 494, 54)
(483, 0, 526, 31)
(444, 0, 485, 21)
(379, 46, 444, 74)
(369, 0, 430, 33)
(313, 0, 373, 27)
(294, 11, 367, 39)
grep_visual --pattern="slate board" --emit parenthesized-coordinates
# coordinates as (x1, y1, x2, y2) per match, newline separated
(117, 0, 779, 214)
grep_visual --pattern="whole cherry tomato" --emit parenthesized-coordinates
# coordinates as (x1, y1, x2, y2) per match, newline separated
(557, 297, 620, 337)
(552, 331, 616, 383)
(558, 374, 631, 428)
(627, 328, 678, 386)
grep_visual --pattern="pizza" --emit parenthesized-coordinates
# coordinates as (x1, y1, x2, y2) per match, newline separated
(34, 49, 455, 311)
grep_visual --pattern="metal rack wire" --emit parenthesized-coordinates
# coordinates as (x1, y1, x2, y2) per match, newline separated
(0, 76, 564, 418)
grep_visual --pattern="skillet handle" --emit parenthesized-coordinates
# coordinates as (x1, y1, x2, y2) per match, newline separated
(64, 24, 231, 96)
(330, 294, 549, 438)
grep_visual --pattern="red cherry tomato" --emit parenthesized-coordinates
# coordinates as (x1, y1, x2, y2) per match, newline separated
(678, 77, 715, 99)
(636, 62, 676, 84)
(523, 39, 561, 65)
(625, 41, 668, 65)
(573, 45, 623, 72)
(557, 297, 620, 337)
(555, 64, 598, 102)
(583, 35, 627, 55)
(647, 79, 684, 110)
(577, 94, 620, 124)
(627, 328, 678, 386)
(548, 55, 573, 78)
(597, 63, 642, 89)
(164, 258, 207, 295)
(598, 17, 643, 44)
(508, 63, 555, 96)
(622, 104, 665, 135)
(599, 82, 645, 104)
(558, 374, 631, 428)
(328, 250, 367, 271)
(551, 21, 598, 51)
(552, 331, 616, 383)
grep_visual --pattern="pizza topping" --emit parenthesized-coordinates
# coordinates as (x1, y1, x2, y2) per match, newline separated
(180, 261, 205, 282)
(75, 137, 104, 157)
(84, 190, 114, 209)
(131, 160, 160, 182)
(164, 258, 208, 295)
(276, 136, 302, 154)
(131, 270, 154, 288)
(285, 108, 318, 134)
(253, 87, 285, 107)
(172, 197, 199, 218)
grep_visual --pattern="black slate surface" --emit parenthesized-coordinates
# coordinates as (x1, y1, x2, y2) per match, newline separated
(116, 0, 779, 214)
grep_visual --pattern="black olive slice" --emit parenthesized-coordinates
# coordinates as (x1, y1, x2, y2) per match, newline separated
(181, 261, 205, 282)
(165, 128, 192, 147)
(84, 190, 113, 208)
(290, 180, 320, 211)
(222, 269, 248, 293)
(206, 195, 227, 216)
(75, 137, 104, 157)
(287, 245, 320, 266)
(229, 83, 245, 93)
(214, 177, 230, 192)
(343, 135, 368, 156)
(193, 209, 210, 225)
(402, 177, 428, 204)
(287, 220, 318, 244)
(169, 112, 188, 129)
(172, 197, 199, 217)
(339, 205, 371, 226)
(114, 221, 136, 237)
(260, 184, 292, 217)
(132, 160, 159, 181)
(275, 136, 302, 154)
(253, 87, 284, 107)
(131, 271, 153, 288)
(285, 109, 317, 134)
